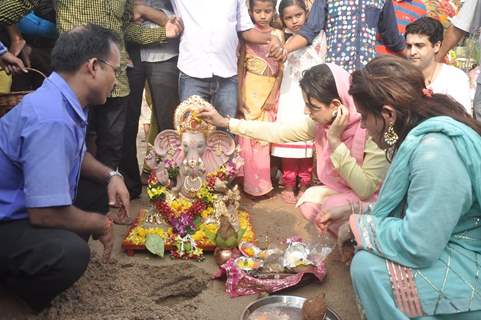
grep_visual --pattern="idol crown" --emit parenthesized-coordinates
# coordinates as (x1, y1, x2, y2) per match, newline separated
(174, 95, 216, 135)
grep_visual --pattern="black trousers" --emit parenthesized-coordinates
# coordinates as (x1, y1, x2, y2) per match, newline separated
(88, 96, 128, 170)
(0, 220, 90, 311)
(119, 45, 179, 198)
(74, 176, 109, 214)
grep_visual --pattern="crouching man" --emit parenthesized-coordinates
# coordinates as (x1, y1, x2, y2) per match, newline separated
(0, 24, 130, 312)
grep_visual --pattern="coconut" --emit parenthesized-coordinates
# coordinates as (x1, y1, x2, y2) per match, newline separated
(302, 293, 327, 320)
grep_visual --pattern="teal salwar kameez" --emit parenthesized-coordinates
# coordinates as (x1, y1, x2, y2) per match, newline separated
(349, 117, 481, 319)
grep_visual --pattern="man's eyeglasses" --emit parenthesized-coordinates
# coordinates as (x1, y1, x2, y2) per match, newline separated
(97, 58, 123, 77)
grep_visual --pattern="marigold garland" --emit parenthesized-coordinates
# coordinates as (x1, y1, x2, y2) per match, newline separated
(124, 159, 255, 258)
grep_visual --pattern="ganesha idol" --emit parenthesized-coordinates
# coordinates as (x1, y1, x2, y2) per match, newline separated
(144, 96, 244, 231)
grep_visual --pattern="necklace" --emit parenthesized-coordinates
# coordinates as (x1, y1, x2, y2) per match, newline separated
(425, 62, 440, 86)
(183, 176, 202, 194)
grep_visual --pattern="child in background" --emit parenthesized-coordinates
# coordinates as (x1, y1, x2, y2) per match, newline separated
(238, 0, 284, 197)
(272, 0, 326, 203)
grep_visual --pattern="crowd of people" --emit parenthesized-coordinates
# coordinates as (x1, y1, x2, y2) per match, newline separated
(0, 0, 481, 319)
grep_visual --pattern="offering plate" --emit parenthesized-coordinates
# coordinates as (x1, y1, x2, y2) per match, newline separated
(240, 295, 341, 320)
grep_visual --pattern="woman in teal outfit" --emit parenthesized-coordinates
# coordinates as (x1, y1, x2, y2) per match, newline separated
(320, 55, 481, 319)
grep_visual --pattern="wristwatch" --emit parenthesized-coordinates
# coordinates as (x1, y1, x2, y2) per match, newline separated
(107, 169, 123, 183)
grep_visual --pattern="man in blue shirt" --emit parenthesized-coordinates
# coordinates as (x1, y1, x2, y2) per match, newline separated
(0, 24, 129, 312)
(0, 40, 26, 73)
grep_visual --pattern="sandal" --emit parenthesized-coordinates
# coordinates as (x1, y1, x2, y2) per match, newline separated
(281, 190, 297, 204)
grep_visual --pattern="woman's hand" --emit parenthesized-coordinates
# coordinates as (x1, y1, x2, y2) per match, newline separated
(262, 97, 276, 112)
(337, 221, 355, 264)
(197, 105, 230, 128)
(315, 203, 352, 232)
(327, 104, 349, 150)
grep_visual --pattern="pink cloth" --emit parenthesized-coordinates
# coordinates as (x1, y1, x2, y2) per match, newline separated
(299, 64, 377, 234)
(240, 137, 273, 196)
(213, 258, 327, 297)
(240, 25, 280, 197)
(282, 158, 313, 188)
(314, 63, 367, 192)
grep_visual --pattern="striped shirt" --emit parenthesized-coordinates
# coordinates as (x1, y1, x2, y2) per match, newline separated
(0, 41, 7, 55)
(0, 0, 167, 97)
(376, 0, 427, 55)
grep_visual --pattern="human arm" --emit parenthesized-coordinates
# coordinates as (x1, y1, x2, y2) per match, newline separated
(0, 41, 27, 74)
(437, 0, 480, 61)
(131, 2, 183, 39)
(28, 206, 114, 261)
(237, 41, 248, 116)
(81, 152, 131, 223)
(331, 138, 387, 200)
(377, 0, 406, 53)
(20, 122, 115, 260)
(133, 2, 168, 26)
(437, 26, 467, 61)
(124, 0, 178, 45)
(284, 0, 326, 54)
(6, 24, 25, 57)
(349, 134, 472, 268)
(197, 104, 316, 143)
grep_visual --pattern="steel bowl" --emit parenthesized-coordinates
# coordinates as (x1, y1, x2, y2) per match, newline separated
(240, 295, 342, 320)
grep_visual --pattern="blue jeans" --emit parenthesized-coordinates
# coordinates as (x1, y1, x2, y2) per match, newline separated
(178, 71, 238, 117)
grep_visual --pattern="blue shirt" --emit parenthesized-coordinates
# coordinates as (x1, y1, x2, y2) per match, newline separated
(0, 72, 88, 221)
(0, 41, 7, 55)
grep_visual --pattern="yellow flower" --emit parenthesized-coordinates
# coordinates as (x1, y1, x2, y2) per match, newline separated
(168, 198, 192, 217)
(192, 229, 205, 241)
(200, 207, 214, 219)
(125, 226, 168, 245)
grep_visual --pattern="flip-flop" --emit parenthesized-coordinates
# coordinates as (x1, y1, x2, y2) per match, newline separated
(281, 190, 297, 204)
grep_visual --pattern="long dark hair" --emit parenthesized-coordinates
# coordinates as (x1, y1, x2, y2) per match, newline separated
(299, 64, 340, 107)
(349, 55, 481, 159)
(278, 0, 307, 20)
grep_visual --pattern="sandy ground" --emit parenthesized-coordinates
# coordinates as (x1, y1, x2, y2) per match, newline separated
(0, 123, 361, 320)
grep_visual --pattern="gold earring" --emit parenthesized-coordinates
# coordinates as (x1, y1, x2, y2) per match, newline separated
(384, 123, 398, 146)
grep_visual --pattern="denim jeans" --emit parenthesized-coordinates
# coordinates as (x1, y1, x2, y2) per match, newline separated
(178, 71, 238, 117)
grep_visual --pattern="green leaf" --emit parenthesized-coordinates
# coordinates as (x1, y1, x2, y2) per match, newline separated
(145, 234, 165, 257)
(203, 226, 217, 243)
(193, 215, 202, 227)
(237, 228, 246, 241)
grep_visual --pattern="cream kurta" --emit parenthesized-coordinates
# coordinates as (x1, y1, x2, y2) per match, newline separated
(229, 117, 388, 202)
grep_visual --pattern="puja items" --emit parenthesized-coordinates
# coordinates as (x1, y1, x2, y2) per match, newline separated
(214, 237, 332, 297)
(240, 296, 342, 320)
(122, 97, 255, 259)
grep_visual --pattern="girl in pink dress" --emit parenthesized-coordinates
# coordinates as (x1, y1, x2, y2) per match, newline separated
(238, 0, 284, 197)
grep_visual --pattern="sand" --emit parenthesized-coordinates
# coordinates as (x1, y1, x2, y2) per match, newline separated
(0, 192, 361, 320)
(0, 126, 361, 320)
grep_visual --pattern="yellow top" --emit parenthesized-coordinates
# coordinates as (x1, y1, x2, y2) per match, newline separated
(229, 117, 389, 199)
